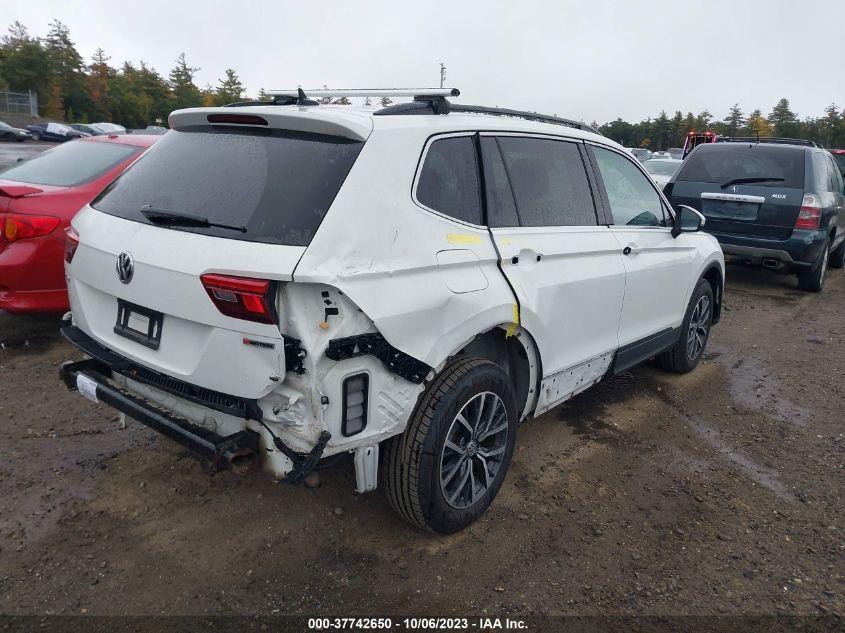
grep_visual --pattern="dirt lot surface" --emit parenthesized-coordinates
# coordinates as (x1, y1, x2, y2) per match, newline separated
(0, 266, 843, 620)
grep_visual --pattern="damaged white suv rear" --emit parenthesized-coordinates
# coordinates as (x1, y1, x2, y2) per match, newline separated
(61, 88, 724, 533)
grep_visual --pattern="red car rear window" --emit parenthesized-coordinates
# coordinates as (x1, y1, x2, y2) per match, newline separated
(0, 141, 139, 187)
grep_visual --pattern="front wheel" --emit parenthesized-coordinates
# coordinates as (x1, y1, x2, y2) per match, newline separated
(30, 131, 41, 141)
(382, 357, 518, 533)
(797, 240, 829, 292)
(655, 278, 714, 374)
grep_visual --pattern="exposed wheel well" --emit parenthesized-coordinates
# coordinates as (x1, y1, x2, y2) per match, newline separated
(702, 265, 723, 324)
(456, 327, 540, 420)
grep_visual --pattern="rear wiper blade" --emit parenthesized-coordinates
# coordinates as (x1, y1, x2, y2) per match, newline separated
(140, 208, 246, 233)
(720, 177, 785, 189)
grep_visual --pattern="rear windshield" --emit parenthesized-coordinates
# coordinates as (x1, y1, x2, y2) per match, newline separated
(0, 140, 139, 186)
(93, 126, 364, 246)
(677, 144, 805, 189)
(834, 153, 845, 177)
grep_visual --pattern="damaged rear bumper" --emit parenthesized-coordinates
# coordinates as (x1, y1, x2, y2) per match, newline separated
(60, 351, 260, 473)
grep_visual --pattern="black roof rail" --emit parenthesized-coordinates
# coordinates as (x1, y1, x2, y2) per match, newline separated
(715, 136, 821, 148)
(374, 101, 599, 134)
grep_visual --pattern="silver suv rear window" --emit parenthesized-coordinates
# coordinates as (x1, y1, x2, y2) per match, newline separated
(93, 126, 364, 246)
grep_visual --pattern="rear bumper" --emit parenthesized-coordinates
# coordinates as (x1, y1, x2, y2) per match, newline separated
(711, 229, 827, 271)
(60, 324, 264, 421)
(60, 357, 260, 470)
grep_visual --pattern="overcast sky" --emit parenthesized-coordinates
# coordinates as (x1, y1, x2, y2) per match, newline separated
(8, 0, 845, 123)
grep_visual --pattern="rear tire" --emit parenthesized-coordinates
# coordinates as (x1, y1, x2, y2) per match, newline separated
(828, 237, 845, 269)
(382, 356, 518, 534)
(797, 240, 829, 292)
(655, 279, 714, 374)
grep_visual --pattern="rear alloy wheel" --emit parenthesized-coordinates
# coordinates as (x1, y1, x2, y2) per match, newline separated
(655, 278, 714, 374)
(383, 356, 518, 533)
(828, 238, 845, 269)
(797, 240, 829, 292)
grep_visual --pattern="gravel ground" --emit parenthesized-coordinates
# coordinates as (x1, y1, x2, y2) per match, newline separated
(0, 263, 842, 621)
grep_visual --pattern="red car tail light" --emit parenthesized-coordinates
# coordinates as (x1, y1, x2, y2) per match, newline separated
(200, 273, 275, 324)
(2, 214, 61, 242)
(65, 227, 80, 264)
(795, 194, 822, 230)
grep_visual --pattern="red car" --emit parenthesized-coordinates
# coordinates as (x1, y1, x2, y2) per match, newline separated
(0, 134, 159, 314)
(832, 149, 845, 178)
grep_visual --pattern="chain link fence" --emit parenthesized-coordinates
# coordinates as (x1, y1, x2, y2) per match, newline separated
(0, 90, 38, 116)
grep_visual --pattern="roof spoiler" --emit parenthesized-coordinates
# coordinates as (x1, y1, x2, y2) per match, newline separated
(0, 184, 43, 198)
(168, 107, 373, 142)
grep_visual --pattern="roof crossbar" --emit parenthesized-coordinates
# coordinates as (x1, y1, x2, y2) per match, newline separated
(266, 88, 460, 99)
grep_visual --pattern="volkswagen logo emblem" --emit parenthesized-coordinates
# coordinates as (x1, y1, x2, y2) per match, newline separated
(116, 252, 134, 284)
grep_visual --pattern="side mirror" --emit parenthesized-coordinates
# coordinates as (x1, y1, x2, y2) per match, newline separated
(671, 205, 706, 238)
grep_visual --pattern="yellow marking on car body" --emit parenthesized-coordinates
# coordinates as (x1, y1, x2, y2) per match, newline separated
(447, 233, 482, 245)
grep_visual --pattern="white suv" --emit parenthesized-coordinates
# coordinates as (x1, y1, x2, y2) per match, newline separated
(61, 89, 724, 533)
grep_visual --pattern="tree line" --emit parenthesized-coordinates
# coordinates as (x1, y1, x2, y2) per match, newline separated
(595, 100, 845, 151)
(1, 19, 843, 148)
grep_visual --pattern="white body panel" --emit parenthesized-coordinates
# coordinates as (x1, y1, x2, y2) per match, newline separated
(65, 103, 724, 483)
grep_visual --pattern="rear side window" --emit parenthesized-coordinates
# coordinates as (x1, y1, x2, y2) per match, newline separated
(0, 141, 138, 186)
(592, 146, 664, 227)
(495, 137, 597, 227)
(677, 144, 805, 189)
(828, 156, 844, 192)
(93, 126, 363, 246)
(416, 136, 482, 225)
(833, 153, 845, 178)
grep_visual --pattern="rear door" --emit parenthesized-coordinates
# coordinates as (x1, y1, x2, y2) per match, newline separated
(68, 123, 365, 399)
(482, 134, 626, 411)
(670, 144, 806, 241)
(588, 143, 697, 363)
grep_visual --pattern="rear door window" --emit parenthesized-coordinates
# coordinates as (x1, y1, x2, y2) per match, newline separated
(592, 146, 665, 226)
(416, 136, 482, 225)
(93, 126, 364, 247)
(677, 144, 805, 189)
(0, 141, 139, 186)
(494, 136, 597, 227)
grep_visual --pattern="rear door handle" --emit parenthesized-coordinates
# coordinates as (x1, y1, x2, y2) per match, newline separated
(622, 244, 640, 256)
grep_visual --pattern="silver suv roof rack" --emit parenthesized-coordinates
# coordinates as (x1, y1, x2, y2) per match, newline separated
(224, 86, 598, 134)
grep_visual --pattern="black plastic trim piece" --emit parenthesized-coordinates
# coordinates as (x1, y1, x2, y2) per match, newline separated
(341, 373, 369, 437)
(283, 335, 307, 375)
(61, 326, 263, 421)
(325, 333, 431, 384)
(60, 358, 260, 471)
(375, 102, 599, 134)
(613, 327, 681, 374)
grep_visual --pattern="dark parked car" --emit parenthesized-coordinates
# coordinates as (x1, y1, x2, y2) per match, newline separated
(832, 149, 845, 178)
(0, 120, 32, 142)
(26, 122, 89, 142)
(665, 138, 845, 292)
(69, 123, 105, 136)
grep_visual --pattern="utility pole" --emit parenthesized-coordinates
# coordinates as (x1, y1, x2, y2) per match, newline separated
(439, 63, 446, 88)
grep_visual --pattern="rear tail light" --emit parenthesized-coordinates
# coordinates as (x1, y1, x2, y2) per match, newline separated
(200, 273, 276, 324)
(795, 194, 822, 230)
(65, 227, 80, 264)
(2, 214, 60, 242)
(342, 374, 369, 436)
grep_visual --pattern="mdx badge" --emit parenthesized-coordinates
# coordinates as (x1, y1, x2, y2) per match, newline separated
(116, 252, 134, 284)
